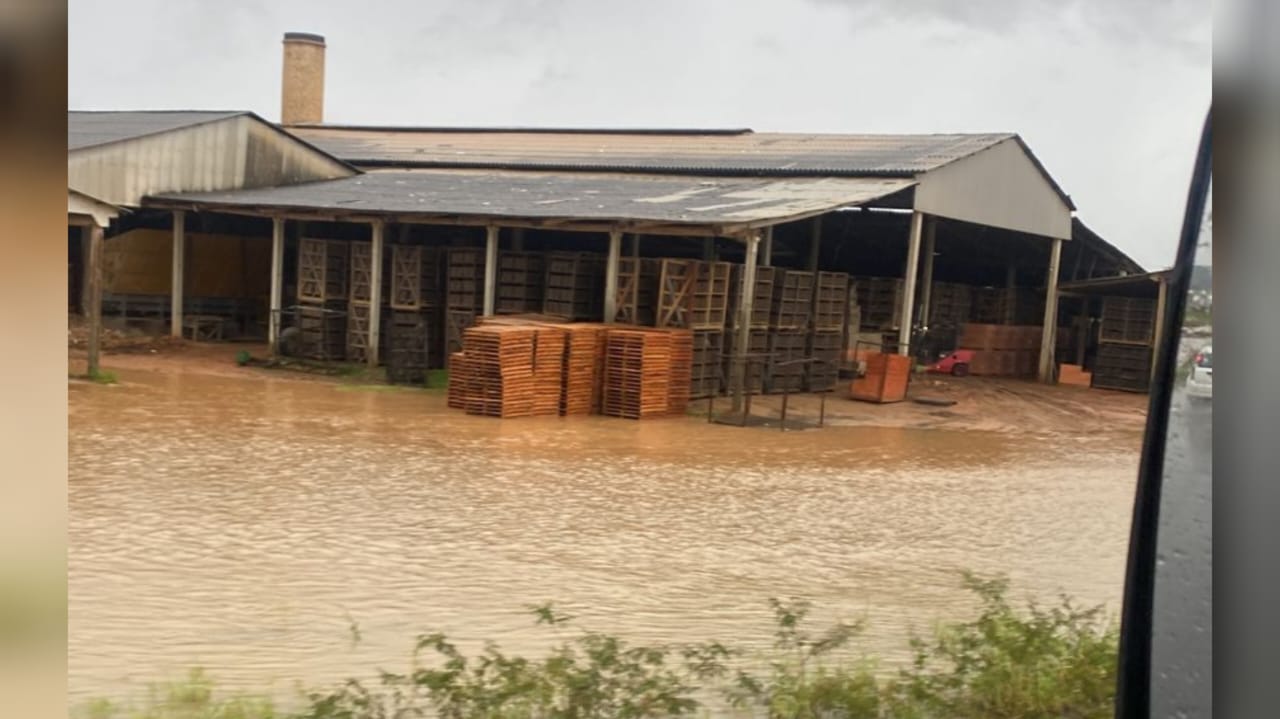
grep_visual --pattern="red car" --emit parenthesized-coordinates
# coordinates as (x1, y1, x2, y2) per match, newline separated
(926, 349, 974, 376)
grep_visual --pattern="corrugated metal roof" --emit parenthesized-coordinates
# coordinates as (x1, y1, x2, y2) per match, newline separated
(288, 127, 1014, 176)
(1072, 217, 1144, 274)
(144, 169, 915, 227)
(69, 110, 248, 151)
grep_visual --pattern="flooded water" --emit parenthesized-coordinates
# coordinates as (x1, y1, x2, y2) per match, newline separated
(69, 368, 1141, 704)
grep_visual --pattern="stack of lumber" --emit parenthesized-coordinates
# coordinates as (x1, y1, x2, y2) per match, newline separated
(560, 323, 608, 416)
(455, 325, 539, 418)
(602, 329, 673, 419)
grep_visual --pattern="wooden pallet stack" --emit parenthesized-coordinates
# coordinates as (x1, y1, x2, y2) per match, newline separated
(852, 276, 904, 331)
(452, 325, 539, 418)
(655, 258, 698, 329)
(387, 244, 443, 381)
(445, 248, 485, 361)
(690, 261, 732, 330)
(543, 252, 606, 320)
(726, 264, 777, 332)
(559, 323, 608, 416)
(1093, 297, 1155, 392)
(614, 257, 660, 325)
(497, 251, 546, 315)
(666, 329, 693, 414)
(722, 329, 769, 395)
(345, 241, 393, 364)
(690, 330, 724, 399)
(807, 271, 848, 392)
(602, 329, 672, 419)
(294, 238, 349, 361)
(765, 330, 808, 393)
(957, 323, 1043, 377)
(927, 281, 974, 328)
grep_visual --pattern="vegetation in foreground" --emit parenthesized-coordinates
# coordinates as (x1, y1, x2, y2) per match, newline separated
(78, 573, 1117, 719)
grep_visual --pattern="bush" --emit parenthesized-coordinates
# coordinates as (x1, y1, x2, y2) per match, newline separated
(78, 574, 1118, 719)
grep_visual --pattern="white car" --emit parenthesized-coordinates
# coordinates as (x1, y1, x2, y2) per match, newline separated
(1185, 345, 1212, 401)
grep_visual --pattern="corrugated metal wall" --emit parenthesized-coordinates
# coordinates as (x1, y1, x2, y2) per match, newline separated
(68, 115, 353, 207)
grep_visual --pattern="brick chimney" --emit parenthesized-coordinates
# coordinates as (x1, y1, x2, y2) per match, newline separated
(281, 32, 325, 125)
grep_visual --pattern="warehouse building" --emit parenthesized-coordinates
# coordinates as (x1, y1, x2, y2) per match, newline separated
(69, 32, 1157, 398)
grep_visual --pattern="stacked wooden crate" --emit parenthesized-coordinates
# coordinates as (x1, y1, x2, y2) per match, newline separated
(1093, 297, 1155, 392)
(345, 241, 392, 365)
(957, 323, 1043, 377)
(387, 244, 442, 384)
(655, 258, 698, 329)
(690, 330, 724, 399)
(450, 324, 540, 418)
(614, 257, 660, 325)
(852, 276, 904, 331)
(763, 270, 813, 393)
(496, 251, 546, 315)
(294, 238, 349, 361)
(927, 281, 973, 328)
(806, 271, 848, 392)
(543, 252, 606, 320)
(445, 248, 485, 362)
(727, 265, 778, 332)
(690, 261, 732, 329)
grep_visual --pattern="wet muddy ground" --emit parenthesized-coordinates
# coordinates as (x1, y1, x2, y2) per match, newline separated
(69, 342, 1148, 704)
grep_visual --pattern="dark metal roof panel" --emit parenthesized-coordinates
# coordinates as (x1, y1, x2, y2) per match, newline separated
(145, 169, 915, 226)
(68, 110, 247, 151)
(288, 127, 1015, 175)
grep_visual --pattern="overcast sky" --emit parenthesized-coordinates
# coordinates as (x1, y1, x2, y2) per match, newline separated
(68, 0, 1210, 269)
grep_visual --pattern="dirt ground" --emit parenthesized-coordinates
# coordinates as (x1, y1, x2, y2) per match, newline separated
(68, 316, 1149, 438)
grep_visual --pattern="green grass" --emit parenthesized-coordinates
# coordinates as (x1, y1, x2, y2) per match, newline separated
(75, 574, 1118, 719)
(424, 368, 450, 389)
(1183, 307, 1212, 328)
(74, 368, 118, 384)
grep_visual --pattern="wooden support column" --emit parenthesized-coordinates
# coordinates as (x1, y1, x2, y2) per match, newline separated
(604, 229, 622, 323)
(1151, 277, 1168, 383)
(268, 217, 285, 352)
(86, 223, 104, 377)
(170, 210, 185, 337)
(368, 220, 385, 366)
(1038, 238, 1064, 382)
(897, 211, 924, 356)
(79, 226, 92, 315)
(761, 226, 774, 267)
(918, 218, 937, 327)
(807, 217, 821, 271)
(730, 231, 761, 413)
(482, 224, 499, 316)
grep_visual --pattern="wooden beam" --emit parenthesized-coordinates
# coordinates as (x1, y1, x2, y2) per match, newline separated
(730, 230, 761, 413)
(482, 224, 499, 316)
(269, 217, 285, 352)
(86, 224, 104, 377)
(1038, 238, 1064, 382)
(604, 229, 622, 323)
(897, 211, 924, 356)
(170, 210, 185, 338)
(368, 220, 385, 366)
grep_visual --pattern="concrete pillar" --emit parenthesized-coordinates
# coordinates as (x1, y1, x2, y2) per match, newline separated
(918, 217, 937, 328)
(604, 229, 622, 323)
(730, 231, 761, 413)
(807, 217, 821, 271)
(482, 224, 498, 316)
(269, 217, 285, 352)
(1151, 277, 1168, 383)
(368, 220, 385, 366)
(761, 225, 774, 267)
(86, 224, 104, 377)
(1038, 238, 1064, 382)
(897, 211, 924, 356)
(170, 210, 185, 338)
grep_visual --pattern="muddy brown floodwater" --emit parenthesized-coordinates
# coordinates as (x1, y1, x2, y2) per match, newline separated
(68, 360, 1144, 706)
